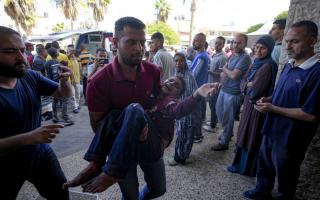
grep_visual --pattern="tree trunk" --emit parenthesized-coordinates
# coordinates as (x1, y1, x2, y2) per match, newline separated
(189, 0, 196, 45)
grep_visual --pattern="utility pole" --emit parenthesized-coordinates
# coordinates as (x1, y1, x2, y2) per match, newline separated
(189, 0, 196, 45)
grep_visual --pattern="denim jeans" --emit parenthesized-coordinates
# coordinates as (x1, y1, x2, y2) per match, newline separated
(216, 90, 242, 146)
(85, 103, 166, 199)
(0, 144, 69, 200)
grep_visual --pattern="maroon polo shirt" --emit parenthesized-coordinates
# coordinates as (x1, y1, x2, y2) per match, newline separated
(87, 57, 161, 113)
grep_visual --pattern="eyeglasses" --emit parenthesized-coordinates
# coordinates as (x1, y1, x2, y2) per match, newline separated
(0, 48, 26, 54)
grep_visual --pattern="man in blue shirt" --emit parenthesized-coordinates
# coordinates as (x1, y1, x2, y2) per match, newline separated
(0, 26, 73, 199)
(190, 33, 210, 143)
(212, 33, 251, 150)
(244, 20, 320, 200)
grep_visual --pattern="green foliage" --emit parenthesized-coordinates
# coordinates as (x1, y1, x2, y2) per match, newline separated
(246, 23, 264, 34)
(147, 22, 180, 45)
(52, 23, 65, 32)
(274, 11, 288, 20)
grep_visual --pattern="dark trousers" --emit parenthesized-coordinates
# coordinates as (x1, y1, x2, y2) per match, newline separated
(82, 76, 87, 99)
(0, 144, 69, 200)
(85, 103, 166, 199)
(256, 135, 308, 200)
(208, 90, 219, 128)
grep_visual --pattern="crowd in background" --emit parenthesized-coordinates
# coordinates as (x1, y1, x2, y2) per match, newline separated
(4, 16, 319, 200)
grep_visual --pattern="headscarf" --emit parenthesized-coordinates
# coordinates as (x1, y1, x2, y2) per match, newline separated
(247, 35, 278, 96)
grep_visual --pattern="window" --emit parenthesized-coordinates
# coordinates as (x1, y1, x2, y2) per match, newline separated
(88, 34, 102, 43)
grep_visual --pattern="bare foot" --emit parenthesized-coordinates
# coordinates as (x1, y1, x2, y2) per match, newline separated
(81, 172, 118, 193)
(63, 161, 102, 189)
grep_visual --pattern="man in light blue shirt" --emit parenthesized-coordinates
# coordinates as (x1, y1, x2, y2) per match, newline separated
(212, 33, 251, 151)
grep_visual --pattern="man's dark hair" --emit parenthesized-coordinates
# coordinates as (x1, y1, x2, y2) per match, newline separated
(291, 20, 318, 38)
(36, 45, 46, 55)
(45, 43, 52, 50)
(205, 41, 209, 49)
(0, 26, 20, 37)
(274, 18, 287, 30)
(96, 47, 107, 54)
(151, 32, 164, 43)
(47, 47, 58, 59)
(216, 36, 226, 44)
(114, 17, 145, 38)
(196, 33, 207, 40)
(52, 41, 60, 49)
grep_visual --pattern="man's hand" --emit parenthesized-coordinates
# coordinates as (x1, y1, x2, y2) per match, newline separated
(59, 65, 72, 82)
(25, 124, 64, 145)
(194, 82, 220, 99)
(254, 102, 274, 113)
(256, 97, 272, 104)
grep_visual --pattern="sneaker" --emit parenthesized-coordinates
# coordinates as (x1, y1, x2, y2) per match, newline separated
(73, 108, 80, 114)
(52, 115, 59, 123)
(168, 159, 179, 166)
(62, 115, 74, 126)
(227, 165, 240, 173)
(243, 188, 273, 200)
(204, 121, 211, 126)
(193, 138, 203, 143)
(202, 125, 216, 133)
(211, 143, 229, 151)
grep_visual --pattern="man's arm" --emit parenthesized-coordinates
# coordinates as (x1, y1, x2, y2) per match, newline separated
(222, 64, 242, 80)
(0, 124, 63, 155)
(89, 111, 107, 133)
(254, 103, 319, 122)
(192, 59, 205, 78)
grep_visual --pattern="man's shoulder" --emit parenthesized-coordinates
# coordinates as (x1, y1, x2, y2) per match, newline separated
(91, 63, 114, 80)
(141, 61, 161, 72)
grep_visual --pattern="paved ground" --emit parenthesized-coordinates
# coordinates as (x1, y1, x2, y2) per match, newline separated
(17, 105, 257, 200)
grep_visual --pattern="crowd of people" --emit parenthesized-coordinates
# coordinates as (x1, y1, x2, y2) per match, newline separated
(0, 15, 319, 200)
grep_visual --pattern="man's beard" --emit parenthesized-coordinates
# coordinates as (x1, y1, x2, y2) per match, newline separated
(0, 62, 27, 78)
(120, 54, 143, 68)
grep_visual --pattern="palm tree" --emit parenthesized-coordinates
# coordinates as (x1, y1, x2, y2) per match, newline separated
(57, 0, 78, 30)
(154, 0, 171, 23)
(87, 0, 111, 27)
(4, 0, 36, 34)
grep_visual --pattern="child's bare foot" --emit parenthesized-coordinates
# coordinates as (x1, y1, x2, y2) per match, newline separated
(81, 172, 118, 193)
(63, 161, 101, 189)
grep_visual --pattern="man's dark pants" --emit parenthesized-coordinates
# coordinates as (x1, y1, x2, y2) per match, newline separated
(0, 144, 69, 200)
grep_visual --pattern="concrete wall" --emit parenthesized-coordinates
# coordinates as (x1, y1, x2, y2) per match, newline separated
(283, 1, 320, 200)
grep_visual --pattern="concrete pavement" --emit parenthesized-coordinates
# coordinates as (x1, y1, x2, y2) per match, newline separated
(17, 105, 255, 200)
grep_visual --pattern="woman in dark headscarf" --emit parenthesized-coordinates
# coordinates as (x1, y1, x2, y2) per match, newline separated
(227, 35, 278, 177)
